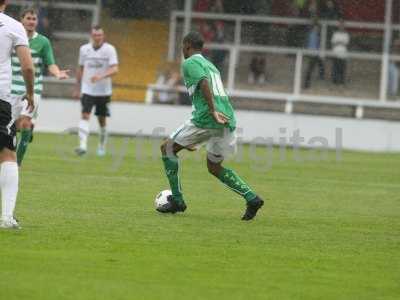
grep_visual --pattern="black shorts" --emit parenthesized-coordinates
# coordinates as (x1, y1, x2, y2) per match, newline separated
(81, 94, 111, 117)
(0, 100, 16, 152)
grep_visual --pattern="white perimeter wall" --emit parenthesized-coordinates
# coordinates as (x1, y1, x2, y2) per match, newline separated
(36, 98, 400, 152)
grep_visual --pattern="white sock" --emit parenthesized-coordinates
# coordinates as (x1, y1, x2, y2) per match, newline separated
(79, 119, 90, 150)
(0, 162, 19, 220)
(99, 127, 108, 149)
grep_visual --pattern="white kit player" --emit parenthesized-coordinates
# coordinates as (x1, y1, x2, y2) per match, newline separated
(0, 0, 35, 229)
(73, 25, 119, 157)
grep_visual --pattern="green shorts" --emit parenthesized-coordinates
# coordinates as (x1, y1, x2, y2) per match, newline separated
(170, 119, 237, 158)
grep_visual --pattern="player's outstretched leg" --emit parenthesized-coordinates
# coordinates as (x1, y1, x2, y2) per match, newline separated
(158, 140, 187, 213)
(16, 116, 33, 166)
(207, 155, 264, 221)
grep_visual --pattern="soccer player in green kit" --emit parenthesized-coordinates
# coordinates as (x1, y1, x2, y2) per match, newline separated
(158, 32, 264, 221)
(11, 7, 69, 166)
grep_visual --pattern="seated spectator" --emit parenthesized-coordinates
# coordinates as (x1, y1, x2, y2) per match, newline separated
(156, 64, 181, 104)
(248, 54, 267, 85)
(331, 19, 350, 85)
(304, 20, 325, 89)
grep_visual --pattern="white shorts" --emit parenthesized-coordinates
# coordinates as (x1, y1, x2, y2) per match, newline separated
(170, 120, 237, 158)
(11, 94, 40, 121)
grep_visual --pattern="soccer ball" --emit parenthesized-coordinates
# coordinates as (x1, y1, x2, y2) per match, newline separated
(155, 190, 172, 209)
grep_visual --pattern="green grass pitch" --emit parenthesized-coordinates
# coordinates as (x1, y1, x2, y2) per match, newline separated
(0, 133, 399, 300)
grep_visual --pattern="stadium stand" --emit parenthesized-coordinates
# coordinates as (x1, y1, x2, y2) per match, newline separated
(104, 18, 169, 101)
(6, 1, 400, 120)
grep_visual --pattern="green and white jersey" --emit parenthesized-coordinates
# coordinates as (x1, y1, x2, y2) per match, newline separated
(182, 54, 236, 131)
(11, 32, 55, 96)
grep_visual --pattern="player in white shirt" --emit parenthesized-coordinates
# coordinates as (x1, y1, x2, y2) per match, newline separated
(73, 25, 119, 156)
(0, 0, 35, 229)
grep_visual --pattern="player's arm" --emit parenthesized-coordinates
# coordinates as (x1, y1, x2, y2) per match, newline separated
(199, 79, 228, 125)
(43, 38, 70, 80)
(48, 64, 70, 80)
(15, 45, 35, 112)
(91, 64, 119, 83)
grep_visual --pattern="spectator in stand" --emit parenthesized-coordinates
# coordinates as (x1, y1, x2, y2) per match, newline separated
(320, 0, 342, 47)
(287, 0, 308, 48)
(331, 19, 350, 85)
(194, 0, 211, 12)
(194, 0, 212, 34)
(210, 0, 224, 13)
(295, 0, 307, 14)
(388, 39, 400, 97)
(211, 22, 226, 74)
(320, 0, 341, 20)
(248, 54, 267, 85)
(307, 0, 319, 19)
(304, 20, 325, 89)
(156, 63, 181, 104)
(200, 21, 215, 59)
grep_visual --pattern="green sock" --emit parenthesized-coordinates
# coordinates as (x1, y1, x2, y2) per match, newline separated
(218, 168, 257, 202)
(16, 129, 32, 166)
(162, 155, 183, 202)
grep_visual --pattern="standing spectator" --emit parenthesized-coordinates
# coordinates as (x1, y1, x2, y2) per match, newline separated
(304, 20, 325, 89)
(200, 22, 215, 59)
(286, 1, 307, 48)
(210, 0, 224, 13)
(320, 0, 342, 48)
(194, 0, 212, 31)
(388, 39, 400, 97)
(320, 0, 341, 20)
(248, 54, 267, 85)
(194, 0, 211, 12)
(211, 22, 226, 74)
(331, 20, 350, 85)
(306, 0, 319, 19)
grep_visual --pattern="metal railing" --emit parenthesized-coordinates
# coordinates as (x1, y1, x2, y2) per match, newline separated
(145, 83, 400, 120)
(167, 9, 400, 104)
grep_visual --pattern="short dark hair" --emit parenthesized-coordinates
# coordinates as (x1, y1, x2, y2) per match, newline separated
(183, 31, 204, 50)
(20, 7, 38, 19)
(0, 0, 5, 6)
(92, 25, 103, 31)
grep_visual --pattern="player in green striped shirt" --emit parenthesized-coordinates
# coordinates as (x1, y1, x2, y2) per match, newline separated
(12, 7, 69, 166)
(158, 32, 264, 220)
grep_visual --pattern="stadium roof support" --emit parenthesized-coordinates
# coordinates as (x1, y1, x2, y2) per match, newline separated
(183, 0, 193, 36)
(379, 0, 393, 102)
